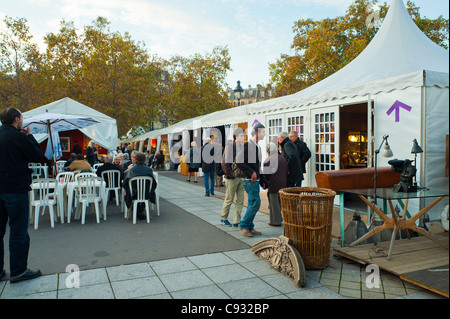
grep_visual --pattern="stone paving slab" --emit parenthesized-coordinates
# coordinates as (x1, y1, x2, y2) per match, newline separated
(0, 172, 445, 300)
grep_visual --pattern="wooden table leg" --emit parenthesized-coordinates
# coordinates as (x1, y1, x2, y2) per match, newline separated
(350, 222, 392, 247)
(408, 224, 449, 249)
(387, 226, 399, 261)
(349, 195, 394, 247)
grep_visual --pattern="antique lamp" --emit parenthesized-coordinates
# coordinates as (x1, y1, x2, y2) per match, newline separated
(410, 138, 423, 188)
(373, 135, 393, 203)
(387, 138, 422, 193)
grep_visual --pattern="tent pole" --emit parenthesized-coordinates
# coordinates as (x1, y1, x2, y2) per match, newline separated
(47, 121, 57, 177)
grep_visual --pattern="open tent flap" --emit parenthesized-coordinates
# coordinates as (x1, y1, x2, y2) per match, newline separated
(80, 120, 118, 151)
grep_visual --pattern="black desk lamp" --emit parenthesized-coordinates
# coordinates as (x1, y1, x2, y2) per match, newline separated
(411, 138, 423, 189)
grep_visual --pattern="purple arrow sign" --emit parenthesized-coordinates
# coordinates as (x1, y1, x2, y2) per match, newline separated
(386, 100, 412, 122)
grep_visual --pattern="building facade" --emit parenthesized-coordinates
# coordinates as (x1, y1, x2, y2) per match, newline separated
(228, 83, 275, 107)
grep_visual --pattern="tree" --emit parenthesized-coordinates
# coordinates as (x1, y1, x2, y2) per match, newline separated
(269, 0, 449, 97)
(0, 16, 233, 136)
(0, 16, 44, 109)
(164, 46, 232, 123)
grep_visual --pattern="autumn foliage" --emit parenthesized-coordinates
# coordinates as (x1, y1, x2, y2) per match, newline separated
(0, 17, 232, 135)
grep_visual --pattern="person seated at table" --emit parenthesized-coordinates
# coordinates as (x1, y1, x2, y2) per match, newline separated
(64, 153, 77, 168)
(123, 152, 157, 220)
(121, 153, 132, 171)
(96, 154, 123, 203)
(125, 151, 138, 171)
(113, 153, 123, 168)
(67, 154, 92, 172)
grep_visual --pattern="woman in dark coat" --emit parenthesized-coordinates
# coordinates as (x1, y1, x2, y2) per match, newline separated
(263, 142, 288, 226)
(186, 141, 199, 182)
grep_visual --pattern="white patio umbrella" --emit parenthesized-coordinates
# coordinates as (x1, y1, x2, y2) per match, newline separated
(23, 112, 99, 175)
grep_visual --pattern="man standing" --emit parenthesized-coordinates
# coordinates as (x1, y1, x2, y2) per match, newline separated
(72, 140, 82, 155)
(220, 128, 245, 227)
(289, 131, 311, 186)
(278, 132, 303, 187)
(235, 124, 269, 237)
(201, 137, 216, 197)
(0, 108, 43, 283)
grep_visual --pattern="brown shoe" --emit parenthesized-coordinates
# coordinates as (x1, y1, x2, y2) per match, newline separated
(250, 229, 261, 235)
(240, 229, 253, 237)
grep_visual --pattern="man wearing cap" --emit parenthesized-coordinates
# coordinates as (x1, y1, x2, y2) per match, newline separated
(235, 124, 269, 237)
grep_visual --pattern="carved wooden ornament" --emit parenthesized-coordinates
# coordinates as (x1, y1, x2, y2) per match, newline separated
(252, 235, 307, 287)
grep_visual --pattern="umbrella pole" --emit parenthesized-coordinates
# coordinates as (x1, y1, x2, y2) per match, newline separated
(48, 124, 57, 178)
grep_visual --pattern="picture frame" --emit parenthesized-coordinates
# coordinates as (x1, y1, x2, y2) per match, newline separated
(60, 136, 71, 153)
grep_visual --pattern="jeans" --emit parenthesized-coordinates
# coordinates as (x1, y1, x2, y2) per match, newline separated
(239, 180, 261, 230)
(203, 171, 215, 196)
(0, 192, 30, 277)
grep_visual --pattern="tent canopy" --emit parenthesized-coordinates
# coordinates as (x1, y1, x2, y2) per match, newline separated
(249, 0, 449, 115)
(23, 97, 118, 151)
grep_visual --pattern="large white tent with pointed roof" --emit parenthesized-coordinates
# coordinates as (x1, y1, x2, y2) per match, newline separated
(247, 0, 448, 219)
(122, 0, 448, 219)
(23, 97, 118, 151)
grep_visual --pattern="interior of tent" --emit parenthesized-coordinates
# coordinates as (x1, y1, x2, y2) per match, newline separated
(23, 97, 119, 162)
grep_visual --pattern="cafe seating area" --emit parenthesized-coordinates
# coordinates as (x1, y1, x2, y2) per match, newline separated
(28, 164, 160, 227)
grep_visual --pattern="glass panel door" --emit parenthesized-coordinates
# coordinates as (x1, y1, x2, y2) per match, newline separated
(287, 114, 306, 140)
(267, 116, 283, 144)
(312, 107, 340, 173)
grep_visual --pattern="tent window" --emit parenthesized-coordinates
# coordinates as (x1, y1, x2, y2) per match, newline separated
(268, 118, 283, 144)
(314, 111, 337, 172)
(287, 115, 305, 140)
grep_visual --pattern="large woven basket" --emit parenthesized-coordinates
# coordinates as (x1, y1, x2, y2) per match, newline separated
(279, 187, 336, 269)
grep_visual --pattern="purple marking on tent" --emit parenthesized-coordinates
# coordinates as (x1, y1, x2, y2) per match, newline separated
(386, 100, 412, 122)
(252, 119, 261, 126)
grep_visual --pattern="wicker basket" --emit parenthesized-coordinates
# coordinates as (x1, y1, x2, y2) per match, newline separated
(279, 187, 336, 269)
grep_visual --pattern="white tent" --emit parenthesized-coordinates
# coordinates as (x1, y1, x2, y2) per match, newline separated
(247, 0, 449, 220)
(23, 97, 118, 151)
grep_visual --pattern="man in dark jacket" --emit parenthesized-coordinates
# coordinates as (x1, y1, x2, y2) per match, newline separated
(123, 153, 157, 220)
(262, 142, 288, 226)
(96, 154, 123, 203)
(278, 132, 303, 187)
(289, 130, 311, 183)
(235, 124, 269, 237)
(0, 108, 43, 283)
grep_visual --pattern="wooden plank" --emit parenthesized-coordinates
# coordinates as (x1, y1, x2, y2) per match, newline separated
(371, 250, 449, 275)
(332, 233, 449, 296)
(400, 265, 449, 298)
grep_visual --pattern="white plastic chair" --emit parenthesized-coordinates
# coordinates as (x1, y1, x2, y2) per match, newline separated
(127, 176, 154, 224)
(74, 172, 97, 181)
(56, 171, 74, 183)
(75, 176, 103, 224)
(56, 160, 67, 174)
(93, 163, 103, 171)
(29, 163, 43, 179)
(30, 178, 57, 229)
(101, 170, 121, 206)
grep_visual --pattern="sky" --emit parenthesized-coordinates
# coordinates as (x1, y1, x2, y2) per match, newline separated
(0, 0, 448, 89)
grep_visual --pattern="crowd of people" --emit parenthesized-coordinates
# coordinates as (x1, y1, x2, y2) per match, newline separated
(185, 124, 311, 238)
(0, 107, 310, 284)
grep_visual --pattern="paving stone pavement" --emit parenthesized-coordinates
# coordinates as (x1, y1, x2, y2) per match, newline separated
(0, 171, 445, 300)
